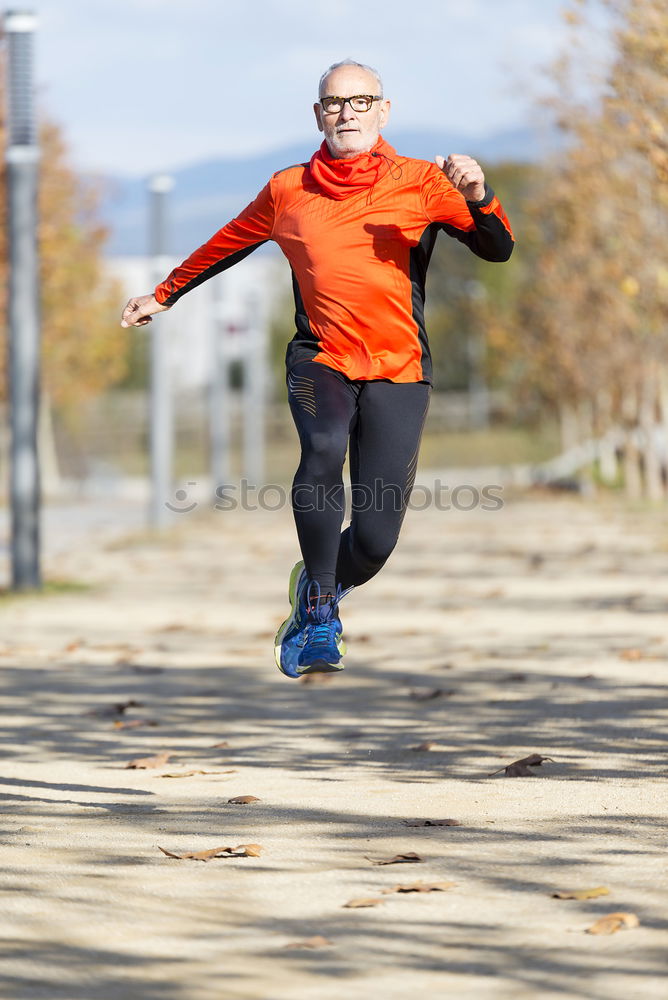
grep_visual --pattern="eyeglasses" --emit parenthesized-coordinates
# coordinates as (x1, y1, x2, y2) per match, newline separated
(319, 94, 382, 114)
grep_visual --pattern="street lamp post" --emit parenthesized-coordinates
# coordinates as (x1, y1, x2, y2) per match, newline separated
(148, 174, 174, 528)
(4, 9, 41, 590)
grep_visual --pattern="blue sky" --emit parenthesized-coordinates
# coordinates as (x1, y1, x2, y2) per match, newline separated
(30, 0, 606, 176)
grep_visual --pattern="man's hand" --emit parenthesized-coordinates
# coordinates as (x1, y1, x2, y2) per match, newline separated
(435, 154, 486, 202)
(120, 294, 170, 328)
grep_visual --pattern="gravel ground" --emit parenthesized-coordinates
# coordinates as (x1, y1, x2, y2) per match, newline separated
(0, 491, 666, 1000)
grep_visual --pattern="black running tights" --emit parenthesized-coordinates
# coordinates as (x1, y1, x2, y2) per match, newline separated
(286, 360, 431, 593)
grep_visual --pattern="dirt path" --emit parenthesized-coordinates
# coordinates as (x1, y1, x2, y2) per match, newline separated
(0, 493, 666, 1000)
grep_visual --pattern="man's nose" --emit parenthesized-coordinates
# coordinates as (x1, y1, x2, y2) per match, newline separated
(337, 101, 357, 121)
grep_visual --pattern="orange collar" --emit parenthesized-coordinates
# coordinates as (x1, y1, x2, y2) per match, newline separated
(309, 137, 397, 199)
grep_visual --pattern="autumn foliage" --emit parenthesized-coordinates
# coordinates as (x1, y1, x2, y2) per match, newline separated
(492, 0, 668, 496)
(0, 68, 128, 421)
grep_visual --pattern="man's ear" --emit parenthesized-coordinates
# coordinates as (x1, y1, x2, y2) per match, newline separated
(313, 103, 324, 133)
(379, 99, 391, 129)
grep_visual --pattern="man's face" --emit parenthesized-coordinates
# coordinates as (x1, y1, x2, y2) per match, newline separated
(313, 66, 390, 159)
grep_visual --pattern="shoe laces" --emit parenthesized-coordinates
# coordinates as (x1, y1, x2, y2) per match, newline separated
(301, 580, 352, 646)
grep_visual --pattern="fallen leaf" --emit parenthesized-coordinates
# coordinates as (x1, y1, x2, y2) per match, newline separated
(488, 753, 555, 777)
(209, 741, 231, 749)
(410, 741, 439, 751)
(409, 687, 446, 701)
(282, 935, 334, 950)
(342, 897, 385, 908)
(85, 699, 143, 718)
(228, 795, 261, 804)
(366, 852, 423, 866)
(158, 769, 237, 778)
(553, 886, 610, 900)
(63, 639, 85, 652)
(403, 818, 462, 827)
(158, 843, 262, 861)
(619, 648, 643, 661)
(586, 912, 639, 935)
(126, 752, 173, 769)
(381, 880, 455, 894)
(113, 718, 159, 729)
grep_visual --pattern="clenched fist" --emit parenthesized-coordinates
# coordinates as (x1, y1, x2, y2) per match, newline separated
(435, 154, 486, 202)
(120, 294, 170, 328)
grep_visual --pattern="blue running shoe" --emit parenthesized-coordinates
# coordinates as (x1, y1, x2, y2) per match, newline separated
(274, 560, 309, 678)
(296, 581, 351, 675)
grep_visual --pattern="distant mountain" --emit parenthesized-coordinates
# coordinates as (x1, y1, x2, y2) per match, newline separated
(101, 125, 558, 257)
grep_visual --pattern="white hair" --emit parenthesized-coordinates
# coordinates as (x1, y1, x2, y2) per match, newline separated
(318, 59, 384, 98)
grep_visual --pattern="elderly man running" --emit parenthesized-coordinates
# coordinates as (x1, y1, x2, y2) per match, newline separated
(121, 59, 514, 678)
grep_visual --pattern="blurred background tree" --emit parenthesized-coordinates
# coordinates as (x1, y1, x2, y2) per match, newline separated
(421, 0, 668, 496)
(0, 76, 128, 480)
(4, 0, 664, 495)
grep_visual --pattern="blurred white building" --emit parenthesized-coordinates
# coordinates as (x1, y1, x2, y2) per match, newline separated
(106, 250, 291, 389)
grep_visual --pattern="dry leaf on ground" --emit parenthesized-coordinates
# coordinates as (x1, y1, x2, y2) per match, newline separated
(366, 852, 423, 866)
(381, 880, 455, 894)
(209, 741, 231, 749)
(158, 769, 237, 778)
(488, 753, 555, 777)
(618, 648, 645, 661)
(410, 741, 441, 751)
(282, 936, 334, 950)
(408, 687, 448, 701)
(114, 718, 159, 730)
(553, 887, 610, 900)
(126, 752, 173, 769)
(158, 843, 262, 861)
(342, 897, 385, 908)
(586, 912, 639, 935)
(228, 795, 261, 804)
(403, 818, 462, 827)
(85, 699, 144, 718)
(63, 639, 85, 652)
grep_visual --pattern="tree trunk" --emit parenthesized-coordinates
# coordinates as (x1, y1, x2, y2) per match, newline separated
(595, 388, 619, 484)
(38, 393, 62, 498)
(640, 364, 663, 501)
(621, 383, 642, 501)
(559, 401, 579, 452)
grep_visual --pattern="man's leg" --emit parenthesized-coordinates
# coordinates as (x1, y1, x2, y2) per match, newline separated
(336, 380, 431, 590)
(274, 361, 359, 676)
(287, 360, 358, 594)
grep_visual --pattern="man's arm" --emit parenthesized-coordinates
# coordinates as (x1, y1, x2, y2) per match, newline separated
(424, 154, 514, 263)
(120, 181, 276, 328)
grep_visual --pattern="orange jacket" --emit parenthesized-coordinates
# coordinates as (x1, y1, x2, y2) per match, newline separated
(155, 138, 513, 384)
